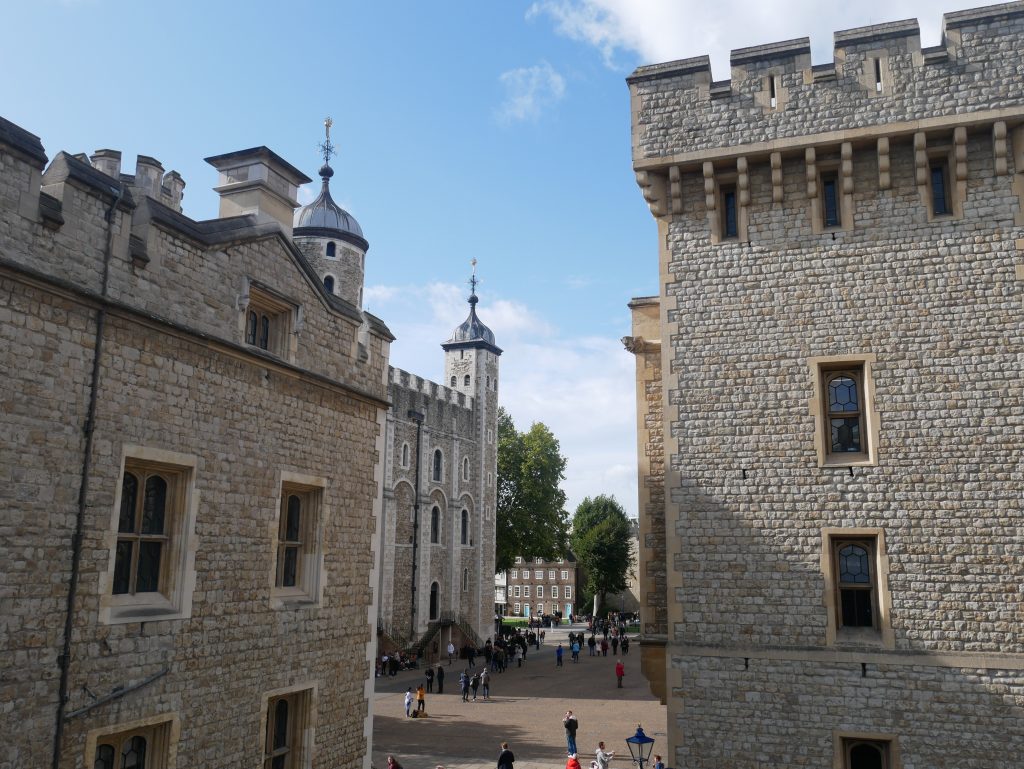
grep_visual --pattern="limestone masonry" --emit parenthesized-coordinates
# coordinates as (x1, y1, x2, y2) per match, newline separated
(0, 113, 499, 769)
(625, 3, 1024, 768)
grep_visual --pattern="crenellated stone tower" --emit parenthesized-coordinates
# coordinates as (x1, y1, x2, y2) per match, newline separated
(626, 3, 1024, 768)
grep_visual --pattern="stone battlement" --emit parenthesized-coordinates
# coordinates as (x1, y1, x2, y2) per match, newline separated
(389, 366, 472, 409)
(629, 2, 1024, 165)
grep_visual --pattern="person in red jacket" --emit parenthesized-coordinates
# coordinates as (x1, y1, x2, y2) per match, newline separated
(615, 659, 625, 688)
(566, 753, 582, 769)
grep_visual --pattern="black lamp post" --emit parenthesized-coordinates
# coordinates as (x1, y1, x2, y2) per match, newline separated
(626, 725, 655, 769)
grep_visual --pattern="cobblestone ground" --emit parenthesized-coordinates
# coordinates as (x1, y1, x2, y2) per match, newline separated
(372, 623, 667, 769)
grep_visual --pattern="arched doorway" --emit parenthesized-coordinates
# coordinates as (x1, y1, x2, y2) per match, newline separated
(429, 582, 439, 620)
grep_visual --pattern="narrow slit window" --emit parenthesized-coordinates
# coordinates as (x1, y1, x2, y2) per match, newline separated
(930, 163, 950, 216)
(430, 506, 440, 543)
(874, 59, 883, 93)
(769, 75, 778, 108)
(822, 173, 840, 227)
(720, 185, 738, 239)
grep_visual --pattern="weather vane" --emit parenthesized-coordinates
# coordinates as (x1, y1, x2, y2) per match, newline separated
(318, 116, 336, 165)
(469, 258, 478, 295)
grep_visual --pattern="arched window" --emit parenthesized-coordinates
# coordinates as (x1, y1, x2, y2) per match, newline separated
(326, 241, 336, 258)
(462, 568, 469, 592)
(114, 472, 167, 595)
(246, 310, 258, 345)
(323, 275, 335, 294)
(258, 314, 270, 350)
(844, 739, 889, 769)
(432, 450, 442, 482)
(464, 374, 471, 387)
(462, 456, 469, 481)
(430, 506, 440, 543)
(450, 376, 456, 387)
(120, 736, 147, 769)
(401, 443, 409, 468)
(836, 540, 875, 628)
(461, 509, 468, 545)
(94, 743, 115, 769)
(429, 581, 439, 620)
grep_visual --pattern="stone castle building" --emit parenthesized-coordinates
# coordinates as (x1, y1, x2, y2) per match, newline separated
(285, 135, 501, 653)
(625, 3, 1024, 768)
(0, 113, 497, 768)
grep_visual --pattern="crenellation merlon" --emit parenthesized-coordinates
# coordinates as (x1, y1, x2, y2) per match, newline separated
(389, 366, 472, 409)
(628, 1, 1024, 168)
(833, 18, 920, 49)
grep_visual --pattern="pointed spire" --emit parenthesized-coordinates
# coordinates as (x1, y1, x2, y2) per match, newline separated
(317, 116, 336, 182)
(468, 258, 479, 306)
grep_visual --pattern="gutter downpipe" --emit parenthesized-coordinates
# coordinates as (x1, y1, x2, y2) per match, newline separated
(408, 410, 425, 641)
(52, 182, 124, 769)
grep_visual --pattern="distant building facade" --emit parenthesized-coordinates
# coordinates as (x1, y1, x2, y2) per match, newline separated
(504, 556, 578, 619)
(626, 4, 1024, 768)
(0, 117, 392, 768)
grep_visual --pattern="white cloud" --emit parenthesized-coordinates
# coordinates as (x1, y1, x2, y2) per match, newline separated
(495, 61, 567, 124)
(528, 0, 990, 77)
(365, 282, 639, 517)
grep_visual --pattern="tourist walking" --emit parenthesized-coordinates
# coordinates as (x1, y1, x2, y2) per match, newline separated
(653, 755, 664, 769)
(481, 668, 491, 700)
(460, 670, 471, 702)
(596, 741, 615, 769)
(615, 659, 625, 688)
(470, 671, 481, 701)
(425, 666, 434, 692)
(571, 638, 580, 663)
(588, 635, 596, 656)
(404, 688, 413, 718)
(437, 664, 445, 694)
(563, 710, 579, 756)
(556, 643, 564, 667)
(448, 641, 456, 666)
(600, 638, 609, 657)
(621, 636, 629, 655)
(415, 684, 426, 713)
(611, 635, 619, 655)
(497, 742, 515, 769)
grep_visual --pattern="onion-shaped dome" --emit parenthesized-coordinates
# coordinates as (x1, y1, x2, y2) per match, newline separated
(443, 291, 502, 355)
(293, 162, 368, 250)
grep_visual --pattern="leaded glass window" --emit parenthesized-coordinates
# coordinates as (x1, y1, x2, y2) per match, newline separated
(121, 736, 146, 769)
(114, 470, 169, 595)
(94, 744, 115, 769)
(835, 540, 875, 628)
(825, 370, 864, 454)
(930, 163, 950, 216)
(721, 186, 738, 238)
(276, 494, 302, 588)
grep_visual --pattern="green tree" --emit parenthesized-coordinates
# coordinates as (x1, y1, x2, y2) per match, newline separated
(495, 408, 569, 573)
(570, 495, 633, 615)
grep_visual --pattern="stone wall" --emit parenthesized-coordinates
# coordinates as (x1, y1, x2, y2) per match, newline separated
(0, 116, 390, 769)
(628, 4, 1024, 766)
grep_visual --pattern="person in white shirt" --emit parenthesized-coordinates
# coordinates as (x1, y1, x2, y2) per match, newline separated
(595, 741, 615, 769)
(404, 688, 413, 718)
(448, 641, 456, 666)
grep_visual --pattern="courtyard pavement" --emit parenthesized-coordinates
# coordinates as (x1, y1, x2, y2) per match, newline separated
(371, 623, 667, 769)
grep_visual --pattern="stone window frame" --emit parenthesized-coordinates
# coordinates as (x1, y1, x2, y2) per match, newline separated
(922, 144, 963, 222)
(460, 509, 469, 545)
(322, 274, 336, 295)
(86, 713, 180, 769)
(808, 354, 879, 468)
(400, 443, 410, 469)
(100, 446, 199, 625)
(241, 283, 298, 362)
(462, 568, 469, 592)
(820, 528, 894, 649)
(260, 683, 318, 769)
(809, 156, 853, 235)
(270, 472, 327, 610)
(708, 167, 748, 244)
(450, 375, 457, 387)
(462, 456, 470, 481)
(325, 241, 336, 259)
(832, 731, 901, 769)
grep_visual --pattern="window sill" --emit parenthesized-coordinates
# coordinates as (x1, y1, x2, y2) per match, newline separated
(105, 594, 188, 625)
(833, 626, 886, 648)
(271, 588, 319, 610)
(821, 452, 875, 468)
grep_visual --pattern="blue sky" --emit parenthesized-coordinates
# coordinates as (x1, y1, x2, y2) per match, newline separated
(3, 0, 992, 517)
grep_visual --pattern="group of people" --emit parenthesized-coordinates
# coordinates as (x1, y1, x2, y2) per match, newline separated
(377, 650, 418, 677)
(560, 712, 663, 769)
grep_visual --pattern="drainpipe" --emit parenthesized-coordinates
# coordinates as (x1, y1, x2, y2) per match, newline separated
(408, 409, 424, 641)
(52, 181, 124, 769)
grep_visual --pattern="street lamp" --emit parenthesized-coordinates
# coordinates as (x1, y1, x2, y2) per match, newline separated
(625, 725, 655, 769)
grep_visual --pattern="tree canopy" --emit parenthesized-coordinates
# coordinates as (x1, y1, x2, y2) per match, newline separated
(495, 407, 569, 573)
(570, 494, 633, 615)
